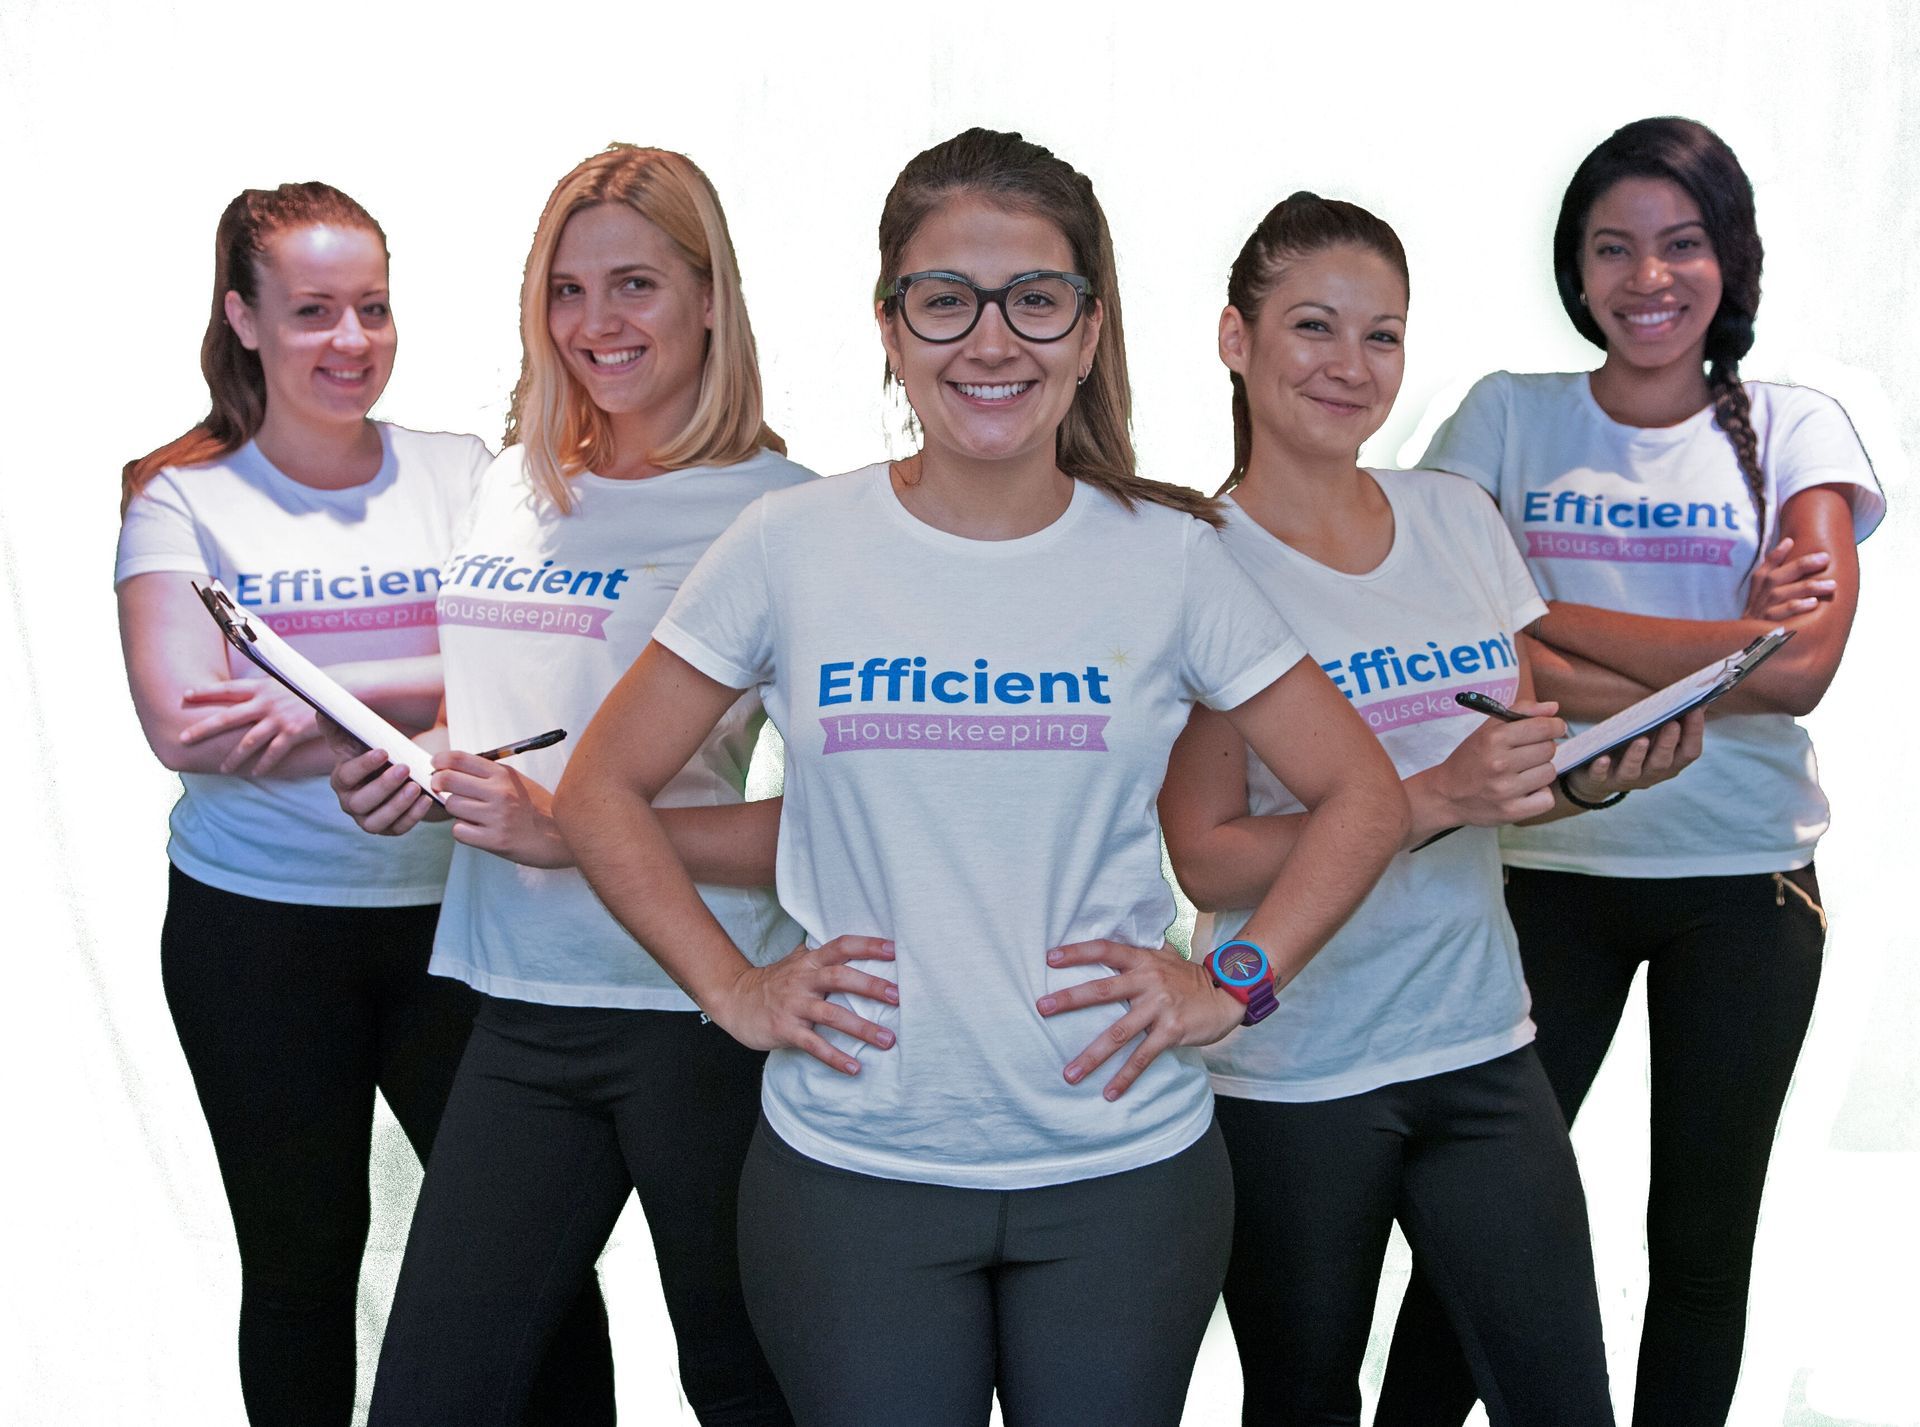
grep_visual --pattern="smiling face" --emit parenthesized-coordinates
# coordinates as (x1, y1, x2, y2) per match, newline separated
(878, 195, 1100, 471)
(223, 223, 394, 433)
(1220, 243, 1406, 466)
(1579, 176, 1723, 375)
(546, 202, 712, 446)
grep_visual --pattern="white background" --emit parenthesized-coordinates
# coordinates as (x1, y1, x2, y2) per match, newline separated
(3, 1, 1915, 1423)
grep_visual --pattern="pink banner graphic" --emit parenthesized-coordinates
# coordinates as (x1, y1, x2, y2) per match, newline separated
(262, 600, 438, 637)
(437, 594, 610, 640)
(1527, 530, 1735, 566)
(1355, 679, 1519, 733)
(821, 713, 1110, 753)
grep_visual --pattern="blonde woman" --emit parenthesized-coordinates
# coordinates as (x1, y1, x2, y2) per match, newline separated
(330, 145, 808, 1426)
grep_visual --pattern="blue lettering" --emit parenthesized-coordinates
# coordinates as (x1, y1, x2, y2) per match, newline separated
(819, 663, 854, 706)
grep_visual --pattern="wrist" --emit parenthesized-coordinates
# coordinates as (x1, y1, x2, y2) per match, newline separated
(1203, 939, 1279, 1026)
(1559, 769, 1626, 811)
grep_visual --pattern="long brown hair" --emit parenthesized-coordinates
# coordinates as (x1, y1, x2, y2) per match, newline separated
(1220, 192, 1409, 494)
(121, 183, 387, 514)
(876, 127, 1222, 528)
(1555, 117, 1767, 552)
(504, 145, 783, 514)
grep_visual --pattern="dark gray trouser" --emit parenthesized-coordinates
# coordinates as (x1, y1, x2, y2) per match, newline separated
(737, 1115, 1234, 1427)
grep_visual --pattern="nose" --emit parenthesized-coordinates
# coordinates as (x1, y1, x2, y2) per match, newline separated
(582, 288, 622, 337)
(964, 298, 1018, 364)
(331, 307, 370, 351)
(1323, 335, 1367, 385)
(1628, 253, 1672, 293)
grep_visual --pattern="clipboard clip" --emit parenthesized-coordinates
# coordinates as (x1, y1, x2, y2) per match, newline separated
(193, 580, 256, 646)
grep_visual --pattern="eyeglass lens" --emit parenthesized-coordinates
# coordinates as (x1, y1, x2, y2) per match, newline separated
(901, 275, 1082, 342)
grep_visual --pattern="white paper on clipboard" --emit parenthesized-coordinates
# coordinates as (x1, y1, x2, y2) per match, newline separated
(194, 579, 445, 803)
(1551, 628, 1794, 775)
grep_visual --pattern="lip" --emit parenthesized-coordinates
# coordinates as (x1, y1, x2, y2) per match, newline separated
(1612, 304, 1688, 341)
(1306, 393, 1368, 416)
(317, 366, 372, 387)
(948, 379, 1037, 408)
(580, 346, 646, 374)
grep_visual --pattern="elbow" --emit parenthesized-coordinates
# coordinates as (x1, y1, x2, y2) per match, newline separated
(1162, 836, 1230, 914)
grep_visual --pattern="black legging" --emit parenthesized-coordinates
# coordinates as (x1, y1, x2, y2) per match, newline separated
(367, 996, 791, 1427)
(1378, 866, 1826, 1427)
(1216, 1047, 1611, 1427)
(160, 866, 614, 1426)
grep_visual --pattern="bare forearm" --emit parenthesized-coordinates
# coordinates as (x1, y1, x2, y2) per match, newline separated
(1171, 812, 1309, 913)
(1537, 603, 1833, 715)
(655, 798, 783, 888)
(1523, 633, 1657, 722)
(1236, 779, 1407, 989)
(330, 655, 447, 732)
(555, 777, 753, 1006)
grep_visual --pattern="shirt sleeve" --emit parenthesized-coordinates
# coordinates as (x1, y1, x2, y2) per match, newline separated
(1179, 519, 1308, 710)
(114, 473, 210, 584)
(1418, 372, 1511, 499)
(1766, 385, 1887, 543)
(653, 496, 777, 690)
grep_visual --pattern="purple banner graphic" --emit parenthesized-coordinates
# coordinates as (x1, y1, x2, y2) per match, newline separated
(437, 594, 611, 640)
(1527, 530, 1735, 566)
(1355, 678, 1519, 733)
(821, 713, 1111, 754)
(263, 599, 438, 637)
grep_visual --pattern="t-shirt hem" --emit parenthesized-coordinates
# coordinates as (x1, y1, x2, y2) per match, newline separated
(167, 851, 444, 908)
(1208, 1020, 1535, 1103)
(426, 956, 700, 1011)
(1499, 847, 1816, 878)
(759, 1091, 1214, 1190)
(653, 618, 759, 691)
(114, 555, 210, 585)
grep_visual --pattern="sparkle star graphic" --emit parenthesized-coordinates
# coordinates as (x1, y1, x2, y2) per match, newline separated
(1107, 649, 1131, 668)
(640, 561, 662, 575)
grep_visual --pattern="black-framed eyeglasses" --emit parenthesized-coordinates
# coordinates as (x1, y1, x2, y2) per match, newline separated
(882, 270, 1092, 344)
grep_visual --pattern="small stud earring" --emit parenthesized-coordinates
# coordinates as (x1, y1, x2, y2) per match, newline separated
(1077, 370, 1091, 387)
(1578, 292, 1589, 308)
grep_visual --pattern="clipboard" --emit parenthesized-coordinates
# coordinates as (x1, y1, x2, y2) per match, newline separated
(1551, 627, 1793, 775)
(194, 579, 446, 803)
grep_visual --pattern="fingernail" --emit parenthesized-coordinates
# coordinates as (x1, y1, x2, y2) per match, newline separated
(876, 1030, 894, 1048)
(1036, 996, 1056, 1014)
(884, 986, 899, 1004)
(880, 939, 896, 953)
(1064, 1064, 1083, 1083)
(1103, 1086, 1120, 1101)
(1046, 948, 1064, 965)
(843, 1060, 859, 1075)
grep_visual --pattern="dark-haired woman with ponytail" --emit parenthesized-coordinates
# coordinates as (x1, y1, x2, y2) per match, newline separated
(552, 128, 1410, 1427)
(112, 185, 575, 1424)
(1160, 191, 1703, 1427)
(1379, 117, 1885, 1426)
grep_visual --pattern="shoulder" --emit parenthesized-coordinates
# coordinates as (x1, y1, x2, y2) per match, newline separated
(759, 460, 884, 518)
(378, 421, 494, 471)
(704, 446, 822, 496)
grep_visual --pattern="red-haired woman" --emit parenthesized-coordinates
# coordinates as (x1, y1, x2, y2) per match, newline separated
(115, 184, 510, 1424)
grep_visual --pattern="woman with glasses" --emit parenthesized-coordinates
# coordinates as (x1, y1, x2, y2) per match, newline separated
(1378, 117, 1884, 1426)
(1159, 191, 1701, 1426)
(552, 127, 1410, 1427)
(327, 144, 808, 1426)
(114, 183, 496, 1425)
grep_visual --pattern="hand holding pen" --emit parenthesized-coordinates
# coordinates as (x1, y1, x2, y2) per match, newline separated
(1426, 692, 1567, 828)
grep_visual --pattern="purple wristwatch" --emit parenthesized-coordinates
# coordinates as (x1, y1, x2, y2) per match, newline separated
(1203, 939, 1279, 1026)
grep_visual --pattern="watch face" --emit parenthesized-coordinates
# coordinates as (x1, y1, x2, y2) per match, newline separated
(1214, 941, 1267, 986)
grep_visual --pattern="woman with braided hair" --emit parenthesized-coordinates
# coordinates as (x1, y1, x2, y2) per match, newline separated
(1378, 116, 1884, 1426)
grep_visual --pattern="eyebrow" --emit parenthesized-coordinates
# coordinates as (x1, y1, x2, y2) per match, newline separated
(1285, 300, 1407, 322)
(1591, 219, 1708, 239)
(550, 263, 666, 281)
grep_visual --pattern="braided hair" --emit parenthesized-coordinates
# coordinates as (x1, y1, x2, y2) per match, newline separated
(1554, 117, 1767, 551)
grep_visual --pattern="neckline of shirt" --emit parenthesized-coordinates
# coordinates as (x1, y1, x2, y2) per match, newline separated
(576, 447, 780, 493)
(234, 422, 397, 501)
(1225, 468, 1408, 584)
(868, 461, 1092, 555)
(1573, 370, 1724, 445)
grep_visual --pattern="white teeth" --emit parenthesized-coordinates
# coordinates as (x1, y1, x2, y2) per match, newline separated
(590, 348, 642, 365)
(1624, 310, 1679, 327)
(955, 382, 1033, 400)
(320, 368, 368, 381)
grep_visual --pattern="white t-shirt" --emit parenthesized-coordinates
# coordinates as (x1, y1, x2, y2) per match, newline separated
(1423, 373, 1886, 877)
(1199, 471, 1545, 1102)
(114, 423, 492, 906)
(655, 464, 1308, 1190)
(428, 446, 810, 1010)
